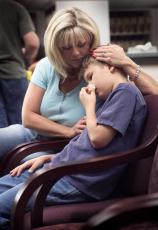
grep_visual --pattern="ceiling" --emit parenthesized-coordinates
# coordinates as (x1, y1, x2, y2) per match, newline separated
(109, 0, 158, 9)
(14, 0, 158, 11)
(14, 0, 55, 11)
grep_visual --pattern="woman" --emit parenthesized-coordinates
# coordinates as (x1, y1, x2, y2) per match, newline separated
(0, 7, 100, 159)
(0, 7, 158, 162)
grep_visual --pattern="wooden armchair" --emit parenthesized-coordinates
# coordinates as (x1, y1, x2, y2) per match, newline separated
(10, 95, 158, 230)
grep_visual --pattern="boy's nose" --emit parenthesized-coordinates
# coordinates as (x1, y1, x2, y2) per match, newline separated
(88, 83, 95, 89)
(88, 83, 96, 93)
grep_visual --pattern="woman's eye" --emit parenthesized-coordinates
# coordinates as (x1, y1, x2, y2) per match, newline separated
(78, 43, 86, 48)
(62, 46, 72, 50)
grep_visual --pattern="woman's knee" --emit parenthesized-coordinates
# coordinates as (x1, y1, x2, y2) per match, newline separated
(0, 124, 37, 159)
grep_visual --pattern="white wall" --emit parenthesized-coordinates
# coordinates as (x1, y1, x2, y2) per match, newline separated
(142, 64, 158, 82)
(56, 0, 110, 45)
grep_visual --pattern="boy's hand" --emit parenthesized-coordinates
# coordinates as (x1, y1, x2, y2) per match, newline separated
(10, 155, 52, 177)
(80, 85, 96, 109)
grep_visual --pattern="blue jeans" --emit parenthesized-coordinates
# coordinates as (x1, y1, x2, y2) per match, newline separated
(0, 124, 52, 162)
(0, 78, 28, 128)
(0, 170, 91, 229)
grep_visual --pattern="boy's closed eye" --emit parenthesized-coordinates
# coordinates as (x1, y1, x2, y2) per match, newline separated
(84, 72, 92, 82)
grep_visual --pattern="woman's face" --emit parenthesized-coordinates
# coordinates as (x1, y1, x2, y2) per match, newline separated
(60, 38, 91, 69)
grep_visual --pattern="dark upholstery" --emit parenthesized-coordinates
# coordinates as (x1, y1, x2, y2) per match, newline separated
(10, 95, 158, 230)
(149, 145, 158, 193)
(83, 193, 158, 230)
(22, 199, 117, 230)
(33, 223, 84, 230)
(32, 194, 158, 230)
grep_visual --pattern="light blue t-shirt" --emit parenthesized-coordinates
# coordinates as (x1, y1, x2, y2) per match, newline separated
(31, 57, 86, 127)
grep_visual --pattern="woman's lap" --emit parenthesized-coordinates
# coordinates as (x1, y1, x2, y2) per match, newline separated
(0, 124, 38, 159)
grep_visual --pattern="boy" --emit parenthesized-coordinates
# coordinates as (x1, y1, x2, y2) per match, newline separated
(0, 57, 147, 228)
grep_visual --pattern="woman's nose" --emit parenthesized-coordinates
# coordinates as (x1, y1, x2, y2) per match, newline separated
(72, 47, 80, 56)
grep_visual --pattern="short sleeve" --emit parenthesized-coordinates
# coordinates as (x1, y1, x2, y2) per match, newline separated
(17, 4, 35, 36)
(31, 58, 51, 89)
(97, 89, 136, 136)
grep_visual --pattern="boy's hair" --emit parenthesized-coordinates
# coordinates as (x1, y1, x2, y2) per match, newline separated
(44, 7, 100, 80)
(79, 56, 105, 79)
(80, 55, 127, 80)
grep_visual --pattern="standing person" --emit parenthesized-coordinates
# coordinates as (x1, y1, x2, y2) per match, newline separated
(0, 0, 39, 128)
(0, 7, 157, 166)
(0, 56, 147, 229)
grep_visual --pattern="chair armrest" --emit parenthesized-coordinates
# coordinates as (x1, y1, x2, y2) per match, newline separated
(11, 134, 158, 230)
(84, 192, 158, 229)
(0, 142, 31, 175)
(0, 138, 70, 175)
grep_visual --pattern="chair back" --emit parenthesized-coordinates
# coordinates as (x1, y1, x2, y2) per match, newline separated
(115, 95, 158, 197)
(140, 95, 158, 143)
(149, 144, 158, 193)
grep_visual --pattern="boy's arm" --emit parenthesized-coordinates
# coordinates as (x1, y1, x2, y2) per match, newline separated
(80, 87, 116, 149)
(85, 104, 116, 149)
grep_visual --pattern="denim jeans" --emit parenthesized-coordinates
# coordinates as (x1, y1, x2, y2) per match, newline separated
(0, 124, 36, 159)
(0, 78, 28, 128)
(0, 170, 92, 230)
(0, 124, 52, 162)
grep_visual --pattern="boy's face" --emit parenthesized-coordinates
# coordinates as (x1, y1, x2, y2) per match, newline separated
(84, 64, 113, 99)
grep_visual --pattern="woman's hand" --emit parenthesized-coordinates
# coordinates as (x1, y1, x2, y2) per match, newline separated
(10, 155, 52, 177)
(93, 44, 128, 67)
(68, 116, 87, 138)
(93, 44, 158, 96)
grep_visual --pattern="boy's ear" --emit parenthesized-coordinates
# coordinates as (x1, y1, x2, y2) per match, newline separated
(109, 66, 115, 73)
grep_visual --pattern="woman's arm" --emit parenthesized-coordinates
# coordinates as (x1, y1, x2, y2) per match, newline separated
(79, 87, 116, 149)
(93, 44, 158, 95)
(22, 83, 86, 138)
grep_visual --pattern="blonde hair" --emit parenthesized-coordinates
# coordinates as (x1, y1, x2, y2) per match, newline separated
(44, 7, 100, 79)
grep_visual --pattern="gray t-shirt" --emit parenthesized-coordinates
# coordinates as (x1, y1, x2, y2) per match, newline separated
(0, 0, 35, 79)
(52, 83, 147, 200)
